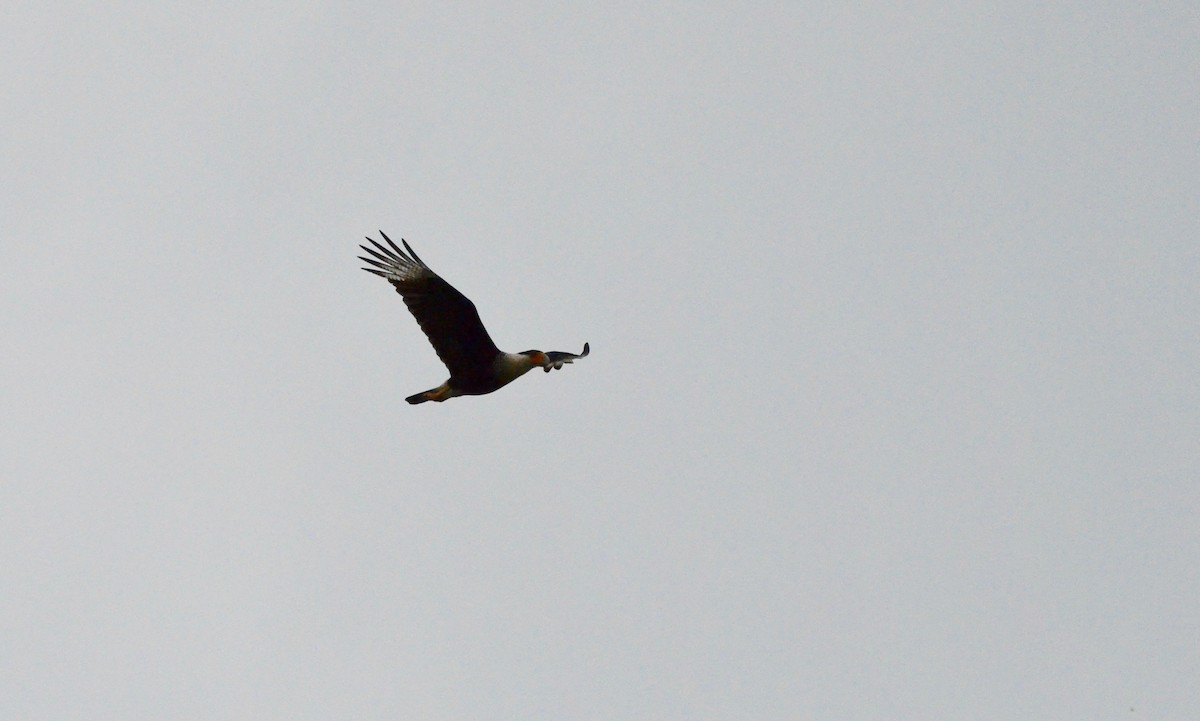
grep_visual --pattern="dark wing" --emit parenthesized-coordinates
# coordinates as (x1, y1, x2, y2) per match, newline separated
(359, 232, 501, 378)
(542, 343, 590, 372)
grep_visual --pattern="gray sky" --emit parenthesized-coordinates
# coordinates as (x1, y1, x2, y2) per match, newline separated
(3, 3, 1198, 719)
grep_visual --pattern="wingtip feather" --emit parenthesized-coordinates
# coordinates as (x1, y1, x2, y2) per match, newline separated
(402, 238, 425, 266)
(365, 238, 397, 260)
(380, 231, 406, 258)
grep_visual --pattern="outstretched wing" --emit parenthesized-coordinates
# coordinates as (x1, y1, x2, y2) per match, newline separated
(359, 232, 501, 378)
(542, 343, 590, 372)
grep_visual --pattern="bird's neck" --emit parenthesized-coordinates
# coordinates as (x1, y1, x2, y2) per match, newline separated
(493, 352, 536, 385)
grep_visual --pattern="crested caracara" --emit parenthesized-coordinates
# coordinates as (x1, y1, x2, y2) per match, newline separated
(359, 232, 589, 404)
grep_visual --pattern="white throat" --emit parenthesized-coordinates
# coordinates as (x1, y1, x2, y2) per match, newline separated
(494, 352, 537, 385)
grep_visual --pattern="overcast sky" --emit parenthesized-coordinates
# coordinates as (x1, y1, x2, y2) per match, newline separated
(3, 3, 1198, 720)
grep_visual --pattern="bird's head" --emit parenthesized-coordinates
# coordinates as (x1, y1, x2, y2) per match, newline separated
(521, 350, 548, 368)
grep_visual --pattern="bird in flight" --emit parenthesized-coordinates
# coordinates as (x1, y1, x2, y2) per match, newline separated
(359, 232, 589, 404)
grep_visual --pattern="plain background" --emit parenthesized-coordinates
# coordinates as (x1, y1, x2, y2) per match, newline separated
(3, 3, 1198, 719)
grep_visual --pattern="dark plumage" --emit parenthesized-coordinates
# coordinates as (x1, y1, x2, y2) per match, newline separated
(359, 232, 589, 404)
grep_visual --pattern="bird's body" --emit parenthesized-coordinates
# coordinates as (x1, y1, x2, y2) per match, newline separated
(359, 232, 588, 404)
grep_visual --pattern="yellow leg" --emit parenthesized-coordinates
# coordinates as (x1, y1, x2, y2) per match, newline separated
(425, 383, 453, 402)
